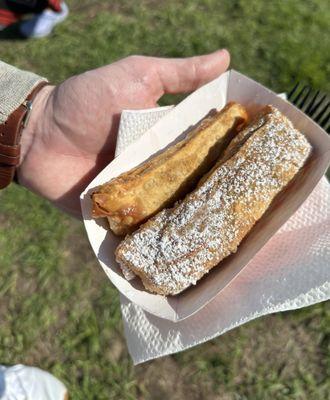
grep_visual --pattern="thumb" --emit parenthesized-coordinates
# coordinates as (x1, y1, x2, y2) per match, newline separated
(152, 49, 230, 96)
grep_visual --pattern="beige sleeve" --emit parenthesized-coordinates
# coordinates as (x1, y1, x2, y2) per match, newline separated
(0, 60, 47, 124)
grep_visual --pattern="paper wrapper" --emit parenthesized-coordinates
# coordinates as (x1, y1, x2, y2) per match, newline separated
(80, 70, 330, 322)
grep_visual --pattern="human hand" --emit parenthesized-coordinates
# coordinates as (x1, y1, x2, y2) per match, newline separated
(18, 50, 230, 217)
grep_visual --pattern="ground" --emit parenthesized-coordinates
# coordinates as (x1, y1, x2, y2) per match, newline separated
(0, 1, 329, 399)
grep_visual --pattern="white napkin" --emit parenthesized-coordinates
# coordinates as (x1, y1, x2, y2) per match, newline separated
(116, 106, 330, 365)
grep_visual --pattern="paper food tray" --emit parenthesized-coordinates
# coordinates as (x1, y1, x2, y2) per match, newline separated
(80, 69, 330, 322)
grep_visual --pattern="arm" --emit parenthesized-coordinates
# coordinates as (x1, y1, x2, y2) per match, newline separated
(6, 50, 230, 217)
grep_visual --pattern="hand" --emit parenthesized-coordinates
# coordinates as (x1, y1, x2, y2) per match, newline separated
(18, 50, 230, 218)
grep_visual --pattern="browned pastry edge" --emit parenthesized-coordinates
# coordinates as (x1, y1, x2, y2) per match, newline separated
(92, 102, 248, 235)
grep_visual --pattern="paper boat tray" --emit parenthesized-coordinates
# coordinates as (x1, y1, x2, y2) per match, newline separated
(81, 70, 330, 322)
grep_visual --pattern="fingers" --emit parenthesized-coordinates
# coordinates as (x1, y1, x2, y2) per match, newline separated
(152, 49, 230, 96)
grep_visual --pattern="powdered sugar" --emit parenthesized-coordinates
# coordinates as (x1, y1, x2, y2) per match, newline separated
(116, 106, 312, 295)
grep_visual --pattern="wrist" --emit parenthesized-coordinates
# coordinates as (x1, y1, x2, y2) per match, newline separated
(20, 85, 55, 166)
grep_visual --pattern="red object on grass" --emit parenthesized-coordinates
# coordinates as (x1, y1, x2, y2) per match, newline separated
(0, 8, 20, 26)
(48, 0, 62, 12)
(0, 1, 63, 26)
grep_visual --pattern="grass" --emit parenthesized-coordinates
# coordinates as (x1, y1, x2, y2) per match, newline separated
(0, 0, 329, 399)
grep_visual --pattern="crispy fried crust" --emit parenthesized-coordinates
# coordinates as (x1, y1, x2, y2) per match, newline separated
(92, 102, 248, 235)
(115, 106, 312, 295)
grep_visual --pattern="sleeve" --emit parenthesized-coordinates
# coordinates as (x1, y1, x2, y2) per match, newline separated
(0, 60, 47, 124)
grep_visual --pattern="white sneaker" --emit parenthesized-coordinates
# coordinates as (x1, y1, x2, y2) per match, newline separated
(0, 364, 68, 400)
(19, 1, 69, 38)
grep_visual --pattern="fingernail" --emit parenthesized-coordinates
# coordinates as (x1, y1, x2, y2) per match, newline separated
(219, 48, 229, 56)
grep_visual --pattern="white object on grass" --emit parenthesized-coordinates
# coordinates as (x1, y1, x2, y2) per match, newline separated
(19, 2, 69, 39)
(0, 365, 67, 400)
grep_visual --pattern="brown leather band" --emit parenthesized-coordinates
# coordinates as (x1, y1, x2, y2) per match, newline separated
(0, 81, 49, 189)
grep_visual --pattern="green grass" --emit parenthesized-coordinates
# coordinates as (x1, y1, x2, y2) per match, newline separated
(0, 1, 329, 399)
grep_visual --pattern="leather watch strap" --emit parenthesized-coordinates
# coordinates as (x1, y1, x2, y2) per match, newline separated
(0, 81, 49, 189)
